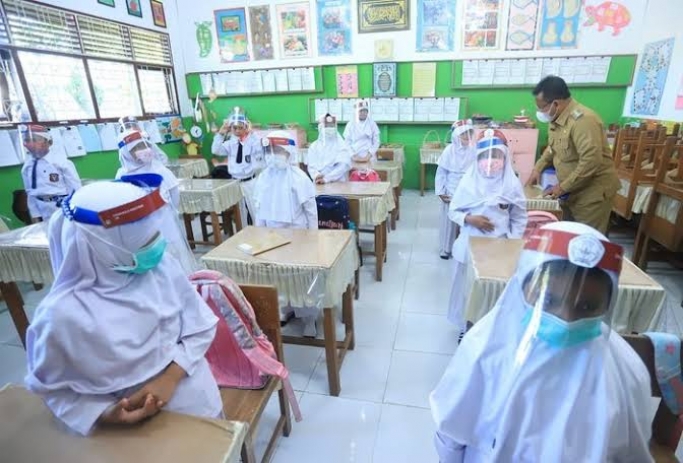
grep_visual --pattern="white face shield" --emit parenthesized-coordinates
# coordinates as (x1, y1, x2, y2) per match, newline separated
(475, 129, 509, 179)
(19, 124, 52, 160)
(450, 120, 475, 150)
(261, 130, 297, 168)
(119, 131, 156, 166)
(319, 114, 338, 147)
(356, 101, 370, 123)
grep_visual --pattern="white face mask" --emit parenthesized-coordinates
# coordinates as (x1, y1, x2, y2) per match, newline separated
(134, 147, 155, 163)
(273, 154, 289, 169)
(536, 101, 557, 123)
(324, 127, 337, 137)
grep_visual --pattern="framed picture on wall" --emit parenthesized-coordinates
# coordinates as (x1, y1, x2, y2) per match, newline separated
(151, 0, 166, 28)
(126, 0, 142, 18)
(373, 62, 397, 97)
(98, 0, 115, 7)
(358, 0, 409, 33)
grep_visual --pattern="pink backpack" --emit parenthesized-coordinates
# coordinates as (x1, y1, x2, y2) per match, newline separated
(190, 270, 302, 422)
(349, 168, 380, 182)
(523, 211, 559, 239)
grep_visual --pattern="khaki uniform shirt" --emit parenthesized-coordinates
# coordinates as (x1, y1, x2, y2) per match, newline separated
(534, 99, 619, 205)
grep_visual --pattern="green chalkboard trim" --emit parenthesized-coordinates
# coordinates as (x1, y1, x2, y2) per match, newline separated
(450, 54, 637, 89)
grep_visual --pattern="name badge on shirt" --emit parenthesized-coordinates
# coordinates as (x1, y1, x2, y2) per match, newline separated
(499, 204, 509, 210)
(49, 173, 60, 183)
(245, 154, 251, 163)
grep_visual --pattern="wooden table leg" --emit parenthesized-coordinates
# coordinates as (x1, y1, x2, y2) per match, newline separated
(200, 213, 210, 242)
(0, 282, 28, 348)
(221, 210, 231, 235)
(420, 164, 425, 197)
(323, 307, 341, 396)
(182, 214, 196, 250)
(211, 212, 222, 245)
(374, 224, 383, 282)
(383, 221, 388, 263)
(232, 204, 243, 232)
(342, 285, 355, 351)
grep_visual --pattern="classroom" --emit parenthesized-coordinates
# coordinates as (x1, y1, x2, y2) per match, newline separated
(0, 0, 682, 461)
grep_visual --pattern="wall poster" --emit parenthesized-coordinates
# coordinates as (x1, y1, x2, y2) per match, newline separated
(631, 38, 675, 116)
(276, 2, 312, 58)
(358, 0, 409, 33)
(462, 0, 504, 50)
(373, 62, 397, 97)
(317, 0, 352, 56)
(506, 0, 539, 51)
(336, 65, 359, 98)
(248, 6, 275, 60)
(537, 0, 581, 49)
(416, 0, 455, 52)
(214, 8, 250, 62)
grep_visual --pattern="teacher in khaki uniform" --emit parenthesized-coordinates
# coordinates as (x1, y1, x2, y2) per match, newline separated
(526, 76, 619, 234)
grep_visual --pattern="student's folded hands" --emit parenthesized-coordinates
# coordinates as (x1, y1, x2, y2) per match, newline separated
(466, 215, 495, 232)
(98, 394, 160, 425)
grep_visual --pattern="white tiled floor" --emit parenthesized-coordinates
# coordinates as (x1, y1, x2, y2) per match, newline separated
(2, 191, 683, 462)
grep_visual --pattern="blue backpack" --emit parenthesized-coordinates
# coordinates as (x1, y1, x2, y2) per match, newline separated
(316, 195, 350, 230)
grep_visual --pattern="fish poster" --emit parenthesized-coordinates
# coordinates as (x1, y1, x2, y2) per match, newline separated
(631, 38, 675, 116)
(248, 6, 275, 60)
(214, 8, 250, 62)
(538, 0, 581, 49)
(416, 0, 455, 52)
(277, 3, 312, 58)
(462, 0, 504, 50)
(506, 0, 539, 50)
(317, 0, 352, 56)
(373, 62, 396, 97)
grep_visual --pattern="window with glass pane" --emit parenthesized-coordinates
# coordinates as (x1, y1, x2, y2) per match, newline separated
(18, 51, 95, 121)
(0, 49, 30, 122)
(138, 67, 176, 115)
(88, 60, 141, 119)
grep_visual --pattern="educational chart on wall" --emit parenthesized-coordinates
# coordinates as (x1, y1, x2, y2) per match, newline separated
(358, 0, 410, 33)
(197, 67, 316, 96)
(313, 97, 462, 123)
(277, 3, 312, 58)
(214, 8, 249, 63)
(248, 6, 275, 61)
(194, 21, 214, 59)
(336, 65, 359, 98)
(317, 0, 352, 56)
(631, 38, 675, 116)
(373, 63, 397, 97)
(462, 0, 504, 50)
(416, 0, 455, 53)
(412, 62, 437, 97)
(506, 0, 539, 51)
(538, 0, 581, 49)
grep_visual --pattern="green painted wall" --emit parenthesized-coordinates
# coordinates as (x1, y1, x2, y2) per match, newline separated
(186, 59, 634, 192)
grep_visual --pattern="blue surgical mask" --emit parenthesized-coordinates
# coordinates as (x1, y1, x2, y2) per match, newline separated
(521, 305, 603, 349)
(113, 235, 167, 274)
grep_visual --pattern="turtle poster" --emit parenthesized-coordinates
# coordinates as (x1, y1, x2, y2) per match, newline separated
(631, 38, 675, 116)
(317, 0, 352, 56)
(538, 0, 581, 49)
(416, 0, 455, 53)
(214, 8, 250, 62)
(373, 63, 396, 97)
(276, 3, 311, 58)
(248, 6, 275, 61)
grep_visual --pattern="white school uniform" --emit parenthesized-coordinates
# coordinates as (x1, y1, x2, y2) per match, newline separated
(447, 149, 527, 329)
(254, 162, 318, 229)
(430, 224, 653, 462)
(25, 181, 222, 436)
(21, 157, 82, 220)
(211, 131, 264, 221)
(343, 116, 380, 163)
(435, 142, 476, 256)
(306, 128, 352, 183)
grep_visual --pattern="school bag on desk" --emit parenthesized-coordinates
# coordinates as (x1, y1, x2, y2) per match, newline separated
(190, 270, 302, 421)
(316, 195, 362, 265)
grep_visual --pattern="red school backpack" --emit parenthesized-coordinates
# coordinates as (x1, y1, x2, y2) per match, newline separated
(190, 269, 302, 422)
(349, 168, 380, 182)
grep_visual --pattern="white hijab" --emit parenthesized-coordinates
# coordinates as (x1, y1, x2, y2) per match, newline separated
(116, 130, 179, 194)
(437, 137, 477, 173)
(25, 181, 216, 395)
(308, 123, 352, 171)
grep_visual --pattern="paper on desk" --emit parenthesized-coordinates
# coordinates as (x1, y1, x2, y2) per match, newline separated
(237, 231, 291, 256)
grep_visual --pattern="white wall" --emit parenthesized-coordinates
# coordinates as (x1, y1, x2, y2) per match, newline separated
(622, 0, 683, 121)
(35, 0, 191, 116)
(177, 0, 648, 74)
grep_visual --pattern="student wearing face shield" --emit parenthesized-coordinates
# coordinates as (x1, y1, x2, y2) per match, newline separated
(254, 131, 318, 229)
(526, 76, 620, 234)
(19, 124, 82, 223)
(118, 115, 168, 165)
(447, 130, 528, 335)
(211, 107, 264, 223)
(25, 176, 222, 437)
(342, 100, 380, 163)
(430, 221, 654, 462)
(435, 119, 477, 259)
(306, 114, 352, 184)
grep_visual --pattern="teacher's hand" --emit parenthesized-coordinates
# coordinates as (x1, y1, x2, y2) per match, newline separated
(525, 170, 540, 187)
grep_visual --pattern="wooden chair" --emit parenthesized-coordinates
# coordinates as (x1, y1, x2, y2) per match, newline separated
(220, 285, 292, 463)
(182, 205, 242, 249)
(633, 141, 683, 271)
(623, 335, 682, 462)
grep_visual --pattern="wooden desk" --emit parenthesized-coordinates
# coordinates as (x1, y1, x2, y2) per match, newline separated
(419, 147, 441, 196)
(377, 144, 405, 164)
(0, 386, 247, 463)
(463, 237, 666, 333)
(524, 185, 562, 219)
(316, 182, 394, 281)
(167, 158, 211, 179)
(178, 179, 243, 247)
(352, 161, 403, 230)
(201, 227, 359, 397)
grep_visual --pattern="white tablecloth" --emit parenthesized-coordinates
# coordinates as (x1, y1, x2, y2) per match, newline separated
(316, 182, 395, 227)
(419, 148, 442, 165)
(178, 179, 243, 214)
(167, 158, 210, 179)
(0, 223, 52, 284)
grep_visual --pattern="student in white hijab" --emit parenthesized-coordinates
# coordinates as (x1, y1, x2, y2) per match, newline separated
(306, 114, 352, 184)
(20, 124, 82, 222)
(447, 130, 527, 335)
(116, 130, 180, 208)
(118, 115, 168, 165)
(435, 119, 476, 259)
(25, 176, 222, 437)
(254, 131, 317, 229)
(430, 221, 654, 462)
(343, 100, 380, 163)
